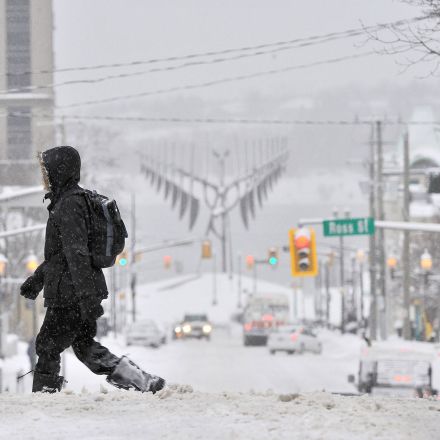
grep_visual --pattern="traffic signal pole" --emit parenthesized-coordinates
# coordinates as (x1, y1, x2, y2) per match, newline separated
(402, 131, 411, 340)
(369, 124, 378, 341)
(237, 253, 242, 308)
(376, 120, 387, 340)
(325, 262, 331, 328)
(130, 193, 137, 322)
(333, 209, 347, 334)
(339, 234, 345, 334)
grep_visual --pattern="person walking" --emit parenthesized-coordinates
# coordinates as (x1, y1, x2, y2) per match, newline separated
(19, 146, 165, 394)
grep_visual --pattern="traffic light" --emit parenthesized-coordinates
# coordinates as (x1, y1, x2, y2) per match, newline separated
(245, 255, 255, 269)
(288, 227, 318, 277)
(387, 255, 397, 280)
(163, 255, 172, 269)
(268, 247, 279, 266)
(201, 240, 212, 259)
(116, 251, 128, 267)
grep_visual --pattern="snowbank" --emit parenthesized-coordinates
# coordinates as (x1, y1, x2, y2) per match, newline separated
(0, 386, 438, 440)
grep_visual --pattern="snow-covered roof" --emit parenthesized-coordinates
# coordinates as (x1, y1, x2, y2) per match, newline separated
(361, 340, 439, 362)
(410, 201, 440, 219)
(390, 106, 440, 168)
(0, 186, 45, 208)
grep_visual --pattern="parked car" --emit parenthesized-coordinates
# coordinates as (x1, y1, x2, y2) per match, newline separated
(173, 314, 212, 340)
(348, 341, 438, 397)
(126, 320, 165, 348)
(267, 325, 322, 355)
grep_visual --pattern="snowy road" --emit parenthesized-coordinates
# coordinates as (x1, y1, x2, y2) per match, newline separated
(62, 326, 361, 395)
(1, 388, 439, 440)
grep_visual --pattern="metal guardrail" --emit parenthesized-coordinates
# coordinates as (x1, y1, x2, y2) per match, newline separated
(0, 224, 45, 239)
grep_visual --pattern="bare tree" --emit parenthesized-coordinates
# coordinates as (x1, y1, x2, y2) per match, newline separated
(367, 4, 440, 74)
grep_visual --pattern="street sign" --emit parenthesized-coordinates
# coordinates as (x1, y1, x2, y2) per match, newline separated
(323, 217, 375, 237)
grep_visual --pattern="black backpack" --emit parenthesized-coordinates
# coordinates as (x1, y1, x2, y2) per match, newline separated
(82, 189, 128, 268)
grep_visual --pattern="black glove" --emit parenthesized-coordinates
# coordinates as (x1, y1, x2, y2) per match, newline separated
(20, 275, 43, 300)
(79, 296, 104, 323)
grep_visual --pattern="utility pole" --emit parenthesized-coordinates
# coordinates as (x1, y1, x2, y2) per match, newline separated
(253, 262, 257, 295)
(316, 262, 323, 320)
(376, 120, 387, 339)
(325, 261, 331, 328)
(60, 115, 66, 145)
(291, 282, 298, 322)
(359, 258, 365, 326)
(130, 193, 137, 322)
(402, 130, 411, 340)
(333, 208, 347, 333)
(350, 254, 357, 321)
(369, 124, 378, 340)
(212, 252, 218, 306)
(237, 253, 242, 308)
(111, 266, 117, 338)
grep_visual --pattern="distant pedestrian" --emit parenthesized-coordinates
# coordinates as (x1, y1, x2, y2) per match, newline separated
(27, 338, 36, 371)
(20, 146, 165, 394)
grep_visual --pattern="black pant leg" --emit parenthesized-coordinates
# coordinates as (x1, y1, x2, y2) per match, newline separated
(72, 318, 120, 375)
(35, 306, 80, 375)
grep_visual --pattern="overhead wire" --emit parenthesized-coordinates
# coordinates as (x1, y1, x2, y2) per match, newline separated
(0, 15, 428, 95)
(59, 51, 379, 109)
(3, 111, 439, 126)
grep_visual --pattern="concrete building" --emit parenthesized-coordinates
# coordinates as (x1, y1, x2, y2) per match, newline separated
(0, 0, 55, 185)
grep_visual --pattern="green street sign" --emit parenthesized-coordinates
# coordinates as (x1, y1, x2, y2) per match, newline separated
(323, 217, 375, 237)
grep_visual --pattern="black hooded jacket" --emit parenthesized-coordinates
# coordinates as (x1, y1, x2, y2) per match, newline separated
(36, 146, 108, 307)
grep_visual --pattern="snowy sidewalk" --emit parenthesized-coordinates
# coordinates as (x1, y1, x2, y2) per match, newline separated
(0, 386, 439, 440)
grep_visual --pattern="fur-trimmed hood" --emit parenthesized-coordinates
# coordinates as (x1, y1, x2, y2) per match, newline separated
(38, 146, 81, 197)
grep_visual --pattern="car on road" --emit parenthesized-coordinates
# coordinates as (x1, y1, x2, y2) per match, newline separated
(173, 314, 212, 340)
(348, 341, 438, 397)
(126, 320, 166, 348)
(267, 325, 322, 355)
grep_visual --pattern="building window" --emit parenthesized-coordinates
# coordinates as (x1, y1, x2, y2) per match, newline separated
(6, 0, 32, 160)
(7, 108, 32, 160)
(6, 0, 31, 90)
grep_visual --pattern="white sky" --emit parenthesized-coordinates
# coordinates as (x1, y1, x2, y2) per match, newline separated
(52, 0, 432, 111)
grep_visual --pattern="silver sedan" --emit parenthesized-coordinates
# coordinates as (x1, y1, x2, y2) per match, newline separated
(267, 325, 322, 355)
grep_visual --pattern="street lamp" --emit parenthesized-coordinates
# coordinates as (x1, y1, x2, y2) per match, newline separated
(387, 255, 398, 280)
(25, 252, 39, 273)
(356, 249, 366, 328)
(0, 254, 7, 277)
(25, 252, 39, 367)
(0, 253, 8, 360)
(323, 252, 336, 328)
(420, 249, 432, 272)
(419, 249, 432, 341)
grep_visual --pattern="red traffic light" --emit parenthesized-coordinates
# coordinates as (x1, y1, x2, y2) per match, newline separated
(163, 255, 172, 269)
(245, 255, 255, 269)
(294, 229, 311, 249)
(288, 227, 318, 277)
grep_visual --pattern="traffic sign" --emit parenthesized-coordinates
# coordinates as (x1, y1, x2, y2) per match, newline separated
(323, 217, 375, 237)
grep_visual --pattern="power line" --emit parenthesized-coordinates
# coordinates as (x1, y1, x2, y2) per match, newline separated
(4, 111, 440, 126)
(0, 16, 428, 95)
(0, 15, 427, 80)
(60, 51, 379, 109)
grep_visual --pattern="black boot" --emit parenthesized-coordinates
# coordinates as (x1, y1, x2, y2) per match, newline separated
(106, 356, 165, 394)
(32, 372, 64, 393)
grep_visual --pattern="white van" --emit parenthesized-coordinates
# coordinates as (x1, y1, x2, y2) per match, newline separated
(348, 341, 439, 397)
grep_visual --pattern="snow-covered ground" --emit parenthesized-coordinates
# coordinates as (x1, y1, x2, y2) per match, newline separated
(0, 388, 439, 440)
(1, 274, 439, 439)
